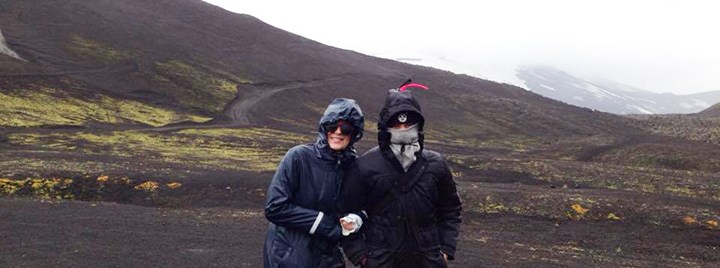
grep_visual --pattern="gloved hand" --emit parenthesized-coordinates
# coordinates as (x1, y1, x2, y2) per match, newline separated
(339, 213, 363, 236)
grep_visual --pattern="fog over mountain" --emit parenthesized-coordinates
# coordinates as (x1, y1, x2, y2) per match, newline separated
(390, 55, 720, 115)
(204, 0, 720, 96)
(516, 66, 720, 115)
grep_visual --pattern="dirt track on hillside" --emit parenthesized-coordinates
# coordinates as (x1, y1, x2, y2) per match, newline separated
(228, 77, 341, 125)
(133, 78, 342, 133)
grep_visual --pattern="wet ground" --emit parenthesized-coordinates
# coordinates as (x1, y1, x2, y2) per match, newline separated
(2, 179, 718, 267)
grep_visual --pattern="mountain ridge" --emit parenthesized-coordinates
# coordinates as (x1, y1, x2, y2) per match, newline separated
(517, 65, 720, 115)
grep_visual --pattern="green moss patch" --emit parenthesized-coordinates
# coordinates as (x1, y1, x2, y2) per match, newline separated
(0, 176, 186, 205)
(154, 60, 244, 113)
(0, 87, 212, 127)
(8, 127, 312, 173)
(67, 35, 129, 63)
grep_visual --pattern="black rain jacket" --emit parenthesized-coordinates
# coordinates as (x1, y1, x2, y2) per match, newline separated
(340, 89, 462, 268)
(263, 98, 364, 268)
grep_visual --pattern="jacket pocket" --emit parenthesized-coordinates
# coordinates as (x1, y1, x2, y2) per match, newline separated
(271, 237, 294, 267)
(415, 226, 441, 251)
(365, 226, 386, 247)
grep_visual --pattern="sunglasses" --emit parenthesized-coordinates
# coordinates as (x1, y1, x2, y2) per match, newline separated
(324, 120, 355, 135)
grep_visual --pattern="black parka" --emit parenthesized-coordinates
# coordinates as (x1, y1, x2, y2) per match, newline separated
(340, 89, 462, 268)
(263, 98, 364, 268)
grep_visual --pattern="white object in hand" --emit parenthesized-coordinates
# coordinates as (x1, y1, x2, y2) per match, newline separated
(340, 213, 363, 236)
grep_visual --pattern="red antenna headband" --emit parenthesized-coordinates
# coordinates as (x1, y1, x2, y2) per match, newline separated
(398, 79, 430, 92)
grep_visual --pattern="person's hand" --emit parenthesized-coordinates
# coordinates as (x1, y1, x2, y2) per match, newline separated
(340, 218, 354, 231)
(442, 252, 448, 262)
(339, 214, 363, 236)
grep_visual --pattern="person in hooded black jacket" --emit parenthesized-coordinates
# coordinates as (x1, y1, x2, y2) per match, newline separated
(340, 86, 462, 268)
(263, 98, 365, 268)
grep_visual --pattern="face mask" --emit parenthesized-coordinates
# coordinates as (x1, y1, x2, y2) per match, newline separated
(388, 124, 420, 171)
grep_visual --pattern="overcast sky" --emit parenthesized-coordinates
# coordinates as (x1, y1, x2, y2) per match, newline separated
(203, 0, 720, 94)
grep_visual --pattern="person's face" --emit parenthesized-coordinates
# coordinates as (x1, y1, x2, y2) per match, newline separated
(389, 123, 412, 130)
(326, 120, 352, 151)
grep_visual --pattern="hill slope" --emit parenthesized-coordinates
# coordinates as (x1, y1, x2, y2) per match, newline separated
(0, 0, 643, 140)
(700, 102, 720, 117)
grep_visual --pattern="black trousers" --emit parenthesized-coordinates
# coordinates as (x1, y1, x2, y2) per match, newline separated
(365, 249, 447, 268)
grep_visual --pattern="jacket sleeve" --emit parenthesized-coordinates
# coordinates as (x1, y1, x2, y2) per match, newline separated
(338, 162, 369, 265)
(264, 148, 341, 242)
(436, 158, 462, 260)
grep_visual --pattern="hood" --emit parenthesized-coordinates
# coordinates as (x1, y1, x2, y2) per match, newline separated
(316, 98, 365, 149)
(377, 88, 426, 152)
(378, 89, 425, 131)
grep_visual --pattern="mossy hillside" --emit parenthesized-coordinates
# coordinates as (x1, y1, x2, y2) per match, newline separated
(0, 176, 184, 204)
(425, 132, 543, 153)
(7, 127, 312, 173)
(595, 142, 720, 172)
(640, 115, 720, 144)
(0, 87, 212, 127)
(192, 61, 252, 85)
(440, 94, 550, 137)
(453, 156, 720, 202)
(64, 35, 249, 115)
(0, 157, 139, 179)
(0, 177, 75, 200)
(175, 128, 307, 142)
(66, 35, 130, 63)
(539, 135, 619, 161)
(267, 100, 380, 139)
(154, 60, 244, 113)
(65, 35, 251, 113)
(424, 95, 565, 152)
(442, 133, 720, 201)
(466, 183, 719, 230)
(473, 191, 613, 221)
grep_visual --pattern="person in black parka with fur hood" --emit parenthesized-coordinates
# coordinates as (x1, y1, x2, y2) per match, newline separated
(264, 98, 364, 268)
(340, 84, 462, 268)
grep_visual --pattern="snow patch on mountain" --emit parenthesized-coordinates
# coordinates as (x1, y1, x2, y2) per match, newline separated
(679, 98, 710, 109)
(588, 78, 646, 93)
(525, 69, 553, 83)
(635, 98, 657, 104)
(579, 82, 626, 100)
(539, 84, 556, 91)
(0, 29, 24, 61)
(628, 105, 653, 114)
